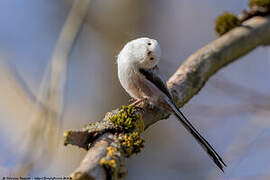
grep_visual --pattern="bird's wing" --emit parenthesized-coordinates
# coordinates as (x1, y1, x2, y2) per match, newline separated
(139, 65, 226, 171)
(139, 66, 173, 100)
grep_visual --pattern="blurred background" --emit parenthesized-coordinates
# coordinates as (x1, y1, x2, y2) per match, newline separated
(0, 0, 270, 179)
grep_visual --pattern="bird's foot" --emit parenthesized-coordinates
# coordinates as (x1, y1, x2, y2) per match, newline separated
(130, 98, 148, 107)
(129, 98, 136, 104)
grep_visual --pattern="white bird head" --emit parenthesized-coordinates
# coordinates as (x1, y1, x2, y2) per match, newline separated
(118, 37, 161, 69)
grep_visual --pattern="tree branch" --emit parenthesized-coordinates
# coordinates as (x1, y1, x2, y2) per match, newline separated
(66, 16, 270, 179)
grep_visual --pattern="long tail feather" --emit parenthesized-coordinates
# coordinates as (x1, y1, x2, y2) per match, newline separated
(170, 102, 226, 172)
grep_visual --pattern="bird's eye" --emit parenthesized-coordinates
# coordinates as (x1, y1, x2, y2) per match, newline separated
(150, 57, 154, 60)
(147, 42, 151, 46)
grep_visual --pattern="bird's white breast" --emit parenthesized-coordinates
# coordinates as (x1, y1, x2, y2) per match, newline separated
(117, 60, 143, 99)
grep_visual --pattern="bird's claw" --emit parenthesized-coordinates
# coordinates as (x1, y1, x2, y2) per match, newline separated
(130, 98, 148, 107)
(129, 98, 136, 103)
(134, 106, 145, 113)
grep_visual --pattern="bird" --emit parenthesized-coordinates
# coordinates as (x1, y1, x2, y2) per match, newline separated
(117, 37, 226, 172)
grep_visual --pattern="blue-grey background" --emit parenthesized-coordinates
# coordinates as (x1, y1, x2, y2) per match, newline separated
(0, 0, 270, 179)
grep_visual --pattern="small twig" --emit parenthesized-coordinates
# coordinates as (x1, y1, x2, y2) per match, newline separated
(14, 0, 91, 175)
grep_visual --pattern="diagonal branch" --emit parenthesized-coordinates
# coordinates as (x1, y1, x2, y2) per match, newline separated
(66, 16, 270, 179)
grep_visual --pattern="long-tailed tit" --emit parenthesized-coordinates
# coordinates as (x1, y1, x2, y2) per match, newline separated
(117, 37, 226, 171)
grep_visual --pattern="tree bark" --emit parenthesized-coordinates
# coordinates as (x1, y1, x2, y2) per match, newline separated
(67, 16, 270, 179)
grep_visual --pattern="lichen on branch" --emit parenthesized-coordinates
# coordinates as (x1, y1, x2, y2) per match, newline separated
(215, 0, 270, 36)
(68, 2, 270, 178)
(109, 105, 144, 133)
(215, 12, 240, 36)
(249, 0, 270, 10)
(65, 105, 145, 180)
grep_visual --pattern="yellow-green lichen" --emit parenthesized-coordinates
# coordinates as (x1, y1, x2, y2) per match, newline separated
(119, 132, 144, 157)
(101, 105, 145, 176)
(100, 158, 117, 168)
(249, 0, 270, 9)
(215, 12, 240, 36)
(63, 130, 71, 146)
(99, 155, 118, 180)
(107, 146, 117, 158)
(109, 106, 144, 133)
(109, 106, 145, 157)
(71, 172, 95, 180)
